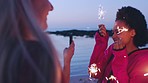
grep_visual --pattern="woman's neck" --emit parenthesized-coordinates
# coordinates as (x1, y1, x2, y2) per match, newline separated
(126, 44, 138, 54)
(23, 30, 38, 41)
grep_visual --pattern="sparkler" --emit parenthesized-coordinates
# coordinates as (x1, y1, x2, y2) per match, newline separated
(144, 73, 148, 76)
(98, 4, 106, 20)
(88, 63, 101, 80)
(116, 26, 128, 35)
(105, 75, 119, 83)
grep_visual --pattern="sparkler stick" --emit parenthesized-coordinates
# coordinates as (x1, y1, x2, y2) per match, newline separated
(69, 33, 73, 45)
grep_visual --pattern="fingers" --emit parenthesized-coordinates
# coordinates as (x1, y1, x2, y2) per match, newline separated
(69, 41, 75, 49)
(64, 41, 75, 63)
(98, 24, 107, 37)
(113, 38, 125, 50)
(64, 41, 75, 55)
(65, 41, 75, 51)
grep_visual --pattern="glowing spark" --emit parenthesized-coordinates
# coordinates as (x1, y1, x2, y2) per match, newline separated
(88, 63, 100, 79)
(98, 4, 106, 20)
(109, 75, 117, 80)
(144, 73, 148, 76)
(117, 26, 128, 35)
(106, 75, 119, 83)
(105, 77, 109, 80)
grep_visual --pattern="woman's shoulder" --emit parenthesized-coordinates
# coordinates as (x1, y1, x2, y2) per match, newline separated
(137, 48, 148, 56)
(25, 40, 43, 49)
(129, 48, 148, 56)
(128, 48, 148, 80)
(24, 40, 48, 56)
(25, 40, 42, 48)
(129, 48, 148, 62)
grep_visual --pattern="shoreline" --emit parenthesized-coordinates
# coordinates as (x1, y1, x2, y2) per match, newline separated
(70, 75, 98, 83)
(47, 29, 113, 37)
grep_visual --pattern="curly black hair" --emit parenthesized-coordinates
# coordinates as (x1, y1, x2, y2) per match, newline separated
(116, 6, 148, 47)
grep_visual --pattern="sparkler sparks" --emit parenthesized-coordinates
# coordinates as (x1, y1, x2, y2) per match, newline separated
(98, 4, 106, 20)
(116, 26, 128, 35)
(88, 63, 100, 80)
(105, 75, 119, 83)
(109, 75, 117, 80)
(144, 73, 148, 76)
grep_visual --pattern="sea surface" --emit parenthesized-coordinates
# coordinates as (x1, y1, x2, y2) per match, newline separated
(49, 34, 148, 77)
(49, 34, 114, 77)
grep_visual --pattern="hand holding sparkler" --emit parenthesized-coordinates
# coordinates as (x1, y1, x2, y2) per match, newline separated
(98, 24, 107, 37)
(63, 41, 75, 83)
(63, 41, 75, 63)
(69, 33, 73, 45)
(97, 4, 107, 37)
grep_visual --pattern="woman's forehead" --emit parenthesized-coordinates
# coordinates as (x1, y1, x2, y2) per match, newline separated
(32, 0, 53, 11)
(115, 20, 126, 26)
(114, 21, 126, 28)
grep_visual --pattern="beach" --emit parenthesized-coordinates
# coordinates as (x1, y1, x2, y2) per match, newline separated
(70, 75, 98, 83)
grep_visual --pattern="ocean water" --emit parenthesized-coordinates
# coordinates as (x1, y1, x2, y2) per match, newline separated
(49, 34, 148, 77)
(49, 34, 114, 77)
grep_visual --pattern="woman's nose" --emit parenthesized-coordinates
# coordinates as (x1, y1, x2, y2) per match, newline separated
(112, 32, 117, 39)
(48, 1, 54, 11)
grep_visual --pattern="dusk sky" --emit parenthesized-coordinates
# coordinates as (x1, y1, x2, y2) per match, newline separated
(47, 0, 148, 31)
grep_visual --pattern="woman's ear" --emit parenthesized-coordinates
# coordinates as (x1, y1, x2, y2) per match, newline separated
(130, 29, 136, 37)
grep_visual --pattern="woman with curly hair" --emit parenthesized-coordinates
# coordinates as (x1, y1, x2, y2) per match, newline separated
(89, 6, 148, 83)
